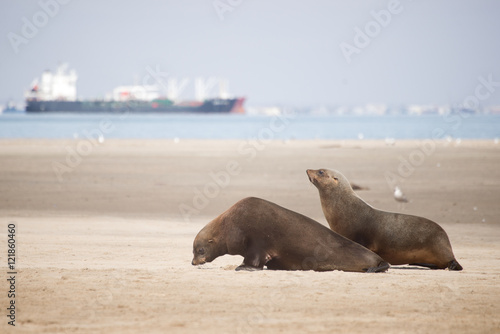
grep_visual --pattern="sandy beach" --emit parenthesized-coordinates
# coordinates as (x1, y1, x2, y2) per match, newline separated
(1, 139, 499, 333)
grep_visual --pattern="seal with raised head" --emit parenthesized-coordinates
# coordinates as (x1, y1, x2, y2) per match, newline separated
(192, 197, 389, 273)
(307, 168, 463, 271)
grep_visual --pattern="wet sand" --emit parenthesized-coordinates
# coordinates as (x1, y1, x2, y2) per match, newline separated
(1, 139, 499, 333)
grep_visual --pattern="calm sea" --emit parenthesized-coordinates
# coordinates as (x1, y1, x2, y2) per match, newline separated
(0, 113, 499, 140)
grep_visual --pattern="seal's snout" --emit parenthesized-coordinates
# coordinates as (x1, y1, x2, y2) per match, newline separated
(306, 169, 318, 185)
(192, 258, 206, 266)
(306, 169, 314, 183)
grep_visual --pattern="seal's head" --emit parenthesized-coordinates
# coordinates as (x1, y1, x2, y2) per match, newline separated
(306, 168, 352, 194)
(192, 226, 220, 266)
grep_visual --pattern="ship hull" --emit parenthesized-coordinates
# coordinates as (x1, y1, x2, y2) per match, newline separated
(26, 98, 245, 113)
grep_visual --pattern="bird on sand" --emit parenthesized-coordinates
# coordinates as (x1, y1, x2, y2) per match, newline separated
(394, 186, 409, 203)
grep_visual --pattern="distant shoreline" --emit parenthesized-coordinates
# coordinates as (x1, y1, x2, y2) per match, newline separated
(0, 114, 499, 140)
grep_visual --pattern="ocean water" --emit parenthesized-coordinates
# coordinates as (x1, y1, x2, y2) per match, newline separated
(0, 112, 499, 140)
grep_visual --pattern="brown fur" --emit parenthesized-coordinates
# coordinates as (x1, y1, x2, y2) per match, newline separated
(192, 197, 389, 273)
(307, 169, 462, 271)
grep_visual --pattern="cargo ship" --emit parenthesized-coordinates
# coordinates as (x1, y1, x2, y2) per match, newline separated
(25, 64, 245, 113)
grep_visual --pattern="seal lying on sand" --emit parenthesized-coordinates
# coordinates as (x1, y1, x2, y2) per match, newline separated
(307, 168, 463, 271)
(192, 197, 389, 273)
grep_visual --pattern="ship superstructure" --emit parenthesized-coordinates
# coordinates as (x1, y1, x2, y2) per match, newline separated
(25, 64, 245, 113)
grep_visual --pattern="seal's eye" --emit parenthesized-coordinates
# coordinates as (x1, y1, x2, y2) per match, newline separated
(198, 248, 205, 255)
(333, 177, 338, 181)
(318, 170, 324, 175)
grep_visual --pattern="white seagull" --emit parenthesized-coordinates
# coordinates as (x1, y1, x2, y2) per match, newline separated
(394, 186, 409, 203)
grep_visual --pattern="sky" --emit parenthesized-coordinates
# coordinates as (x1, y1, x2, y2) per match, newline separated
(1, 0, 500, 108)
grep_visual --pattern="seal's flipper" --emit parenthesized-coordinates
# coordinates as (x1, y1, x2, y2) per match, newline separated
(365, 261, 390, 273)
(448, 260, 463, 271)
(235, 264, 263, 271)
